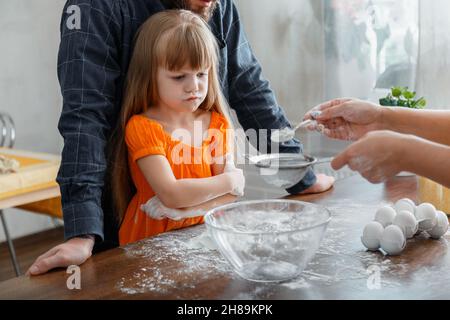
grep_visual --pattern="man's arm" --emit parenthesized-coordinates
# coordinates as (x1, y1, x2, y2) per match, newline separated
(27, 0, 170, 276)
(57, 0, 123, 242)
(220, 0, 317, 193)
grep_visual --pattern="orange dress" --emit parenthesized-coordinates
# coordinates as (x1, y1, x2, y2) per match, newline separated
(119, 111, 230, 245)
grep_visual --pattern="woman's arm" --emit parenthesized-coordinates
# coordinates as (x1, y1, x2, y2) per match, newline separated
(331, 130, 450, 188)
(402, 135, 450, 188)
(306, 99, 450, 146)
(137, 155, 241, 209)
(381, 107, 450, 146)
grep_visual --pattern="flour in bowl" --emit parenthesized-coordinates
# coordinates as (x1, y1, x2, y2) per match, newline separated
(215, 208, 324, 233)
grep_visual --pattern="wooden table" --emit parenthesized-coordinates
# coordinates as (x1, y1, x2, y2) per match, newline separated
(1, 174, 449, 300)
(0, 148, 61, 211)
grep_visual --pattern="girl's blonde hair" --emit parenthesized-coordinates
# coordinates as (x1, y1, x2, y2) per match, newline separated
(111, 10, 232, 224)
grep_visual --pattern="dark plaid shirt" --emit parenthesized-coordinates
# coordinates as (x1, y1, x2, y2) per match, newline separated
(57, 0, 316, 249)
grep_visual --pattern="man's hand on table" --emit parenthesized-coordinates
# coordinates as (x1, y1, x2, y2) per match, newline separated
(26, 235, 95, 276)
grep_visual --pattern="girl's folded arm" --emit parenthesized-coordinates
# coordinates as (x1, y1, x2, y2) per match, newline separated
(137, 155, 233, 209)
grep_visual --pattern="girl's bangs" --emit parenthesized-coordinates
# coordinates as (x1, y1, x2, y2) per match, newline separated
(158, 25, 214, 71)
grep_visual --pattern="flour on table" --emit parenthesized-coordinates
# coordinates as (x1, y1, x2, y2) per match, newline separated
(116, 226, 233, 298)
(184, 231, 218, 250)
(0, 155, 19, 174)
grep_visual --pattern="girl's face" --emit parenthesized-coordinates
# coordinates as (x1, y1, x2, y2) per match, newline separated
(156, 64, 209, 114)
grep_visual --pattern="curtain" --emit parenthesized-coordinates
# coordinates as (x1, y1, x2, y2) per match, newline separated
(218, 0, 450, 161)
(323, 0, 450, 110)
(323, 0, 419, 102)
(416, 0, 450, 110)
(234, 0, 432, 115)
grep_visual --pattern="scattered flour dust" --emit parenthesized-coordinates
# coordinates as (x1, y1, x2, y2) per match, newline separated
(184, 231, 218, 250)
(116, 226, 233, 298)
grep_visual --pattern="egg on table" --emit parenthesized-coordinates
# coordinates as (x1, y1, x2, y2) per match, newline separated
(375, 206, 397, 228)
(415, 203, 438, 231)
(427, 211, 449, 239)
(361, 221, 385, 251)
(393, 210, 418, 239)
(380, 225, 406, 256)
(394, 198, 416, 215)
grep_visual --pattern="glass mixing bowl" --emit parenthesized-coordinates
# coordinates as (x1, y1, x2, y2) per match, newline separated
(204, 200, 331, 282)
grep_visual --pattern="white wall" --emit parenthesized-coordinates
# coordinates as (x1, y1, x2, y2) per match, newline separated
(0, 0, 66, 242)
(234, 0, 325, 121)
(234, 0, 349, 156)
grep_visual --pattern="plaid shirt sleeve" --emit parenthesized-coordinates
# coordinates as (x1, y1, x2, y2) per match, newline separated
(222, 0, 317, 193)
(56, 0, 122, 241)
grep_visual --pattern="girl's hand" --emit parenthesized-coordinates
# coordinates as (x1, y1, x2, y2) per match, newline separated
(304, 98, 384, 141)
(331, 131, 409, 184)
(141, 196, 178, 220)
(141, 196, 206, 221)
(225, 168, 245, 197)
(26, 237, 94, 276)
(224, 154, 245, 196)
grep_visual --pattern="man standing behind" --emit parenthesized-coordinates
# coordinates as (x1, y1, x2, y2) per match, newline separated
(27, 0, 334, 276)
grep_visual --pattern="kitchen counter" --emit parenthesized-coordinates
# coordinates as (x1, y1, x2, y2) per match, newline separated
(1, 174, 448, 300)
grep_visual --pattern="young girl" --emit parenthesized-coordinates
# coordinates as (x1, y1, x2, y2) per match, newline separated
(111, 10, 244, 245)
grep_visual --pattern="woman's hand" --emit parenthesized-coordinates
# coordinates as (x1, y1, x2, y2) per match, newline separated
(304, 98, 384, 141)
(26, 236, 94, 276)
(331, 131, 410, 184)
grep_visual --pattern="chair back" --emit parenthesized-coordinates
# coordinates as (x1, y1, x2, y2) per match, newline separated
(0, 113, 15, 148)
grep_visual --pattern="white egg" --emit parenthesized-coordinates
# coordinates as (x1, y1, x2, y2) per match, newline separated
(361, 221, 384, 251)
(380, 225, 406, 256)
(374, 206, 397, 227)
(427, 211, 449, 239)
(393, 210, 418, 239)
(394, 198, 416, 215)
(415, 203, 437, 231)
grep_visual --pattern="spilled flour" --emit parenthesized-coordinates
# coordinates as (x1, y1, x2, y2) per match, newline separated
(116, 200, 450, 299)
(116, 227, 233, 298)
(184, 231, 218, 250)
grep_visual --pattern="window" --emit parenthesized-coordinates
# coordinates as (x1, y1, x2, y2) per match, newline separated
(324, 0, 419, 98)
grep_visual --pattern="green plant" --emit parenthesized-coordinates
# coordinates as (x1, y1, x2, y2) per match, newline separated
(379, 87, 427, 109)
